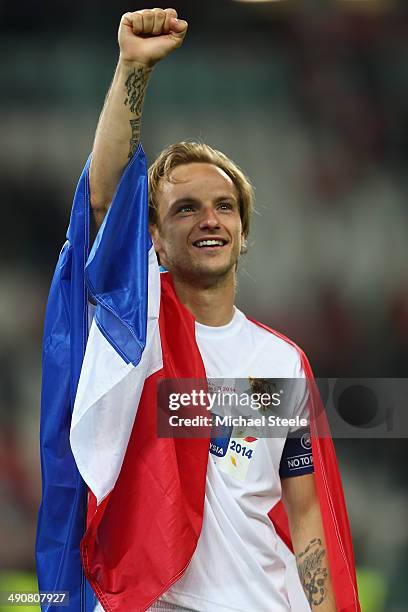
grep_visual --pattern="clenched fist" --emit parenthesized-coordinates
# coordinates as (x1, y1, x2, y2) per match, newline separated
(119, 8, 188, 67)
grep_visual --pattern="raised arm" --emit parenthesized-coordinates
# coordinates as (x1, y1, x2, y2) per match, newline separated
(89, 8, 188, 227)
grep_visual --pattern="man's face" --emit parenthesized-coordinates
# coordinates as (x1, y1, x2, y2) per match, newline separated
(150, 163, 244, 286)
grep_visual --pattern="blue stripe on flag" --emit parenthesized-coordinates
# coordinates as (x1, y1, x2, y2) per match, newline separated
(36, 157, 90, 611)
(85, 145, 151, 365)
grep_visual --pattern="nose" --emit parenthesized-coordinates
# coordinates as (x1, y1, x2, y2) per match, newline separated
(198, 207, 220, 230)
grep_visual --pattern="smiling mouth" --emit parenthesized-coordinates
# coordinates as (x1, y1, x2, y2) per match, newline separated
(193, 239, 228, 248)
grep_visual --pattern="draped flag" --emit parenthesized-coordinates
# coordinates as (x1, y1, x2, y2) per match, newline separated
(37, 145, 359, 612)
(36, 147, 152, 611)
(256, 322, 361, 611)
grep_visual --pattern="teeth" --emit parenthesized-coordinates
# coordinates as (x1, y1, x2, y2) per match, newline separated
(195, 240, 224, 247)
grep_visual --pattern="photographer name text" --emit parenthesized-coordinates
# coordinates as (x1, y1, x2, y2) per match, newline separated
(168, 414, 307, 428)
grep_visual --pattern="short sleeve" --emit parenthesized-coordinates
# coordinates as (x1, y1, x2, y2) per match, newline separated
(279, 427, 314, 479)
(279, 357, 314, 479)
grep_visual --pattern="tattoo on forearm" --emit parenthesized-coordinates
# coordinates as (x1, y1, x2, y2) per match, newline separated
(296, 538, 328, 607)
(124, 67, 149, 114)
(124, 67, 150, 159)
(128, 119, 141, 159)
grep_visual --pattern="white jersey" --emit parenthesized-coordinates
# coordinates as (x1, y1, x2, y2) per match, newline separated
(160, 308, 311, 612)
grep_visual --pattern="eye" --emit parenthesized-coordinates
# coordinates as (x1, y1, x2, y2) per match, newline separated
(177, 204, 195, 214)
(217, 202, 233, 211)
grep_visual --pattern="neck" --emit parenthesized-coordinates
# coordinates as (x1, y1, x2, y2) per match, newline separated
(171, 273, 236, 326)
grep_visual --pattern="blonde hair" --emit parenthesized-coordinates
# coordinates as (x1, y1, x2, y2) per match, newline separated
(148, 141, 254, 238)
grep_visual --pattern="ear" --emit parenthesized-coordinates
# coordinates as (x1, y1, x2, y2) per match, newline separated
(240, 233, 248, 255)
(149, 223, 163, 254)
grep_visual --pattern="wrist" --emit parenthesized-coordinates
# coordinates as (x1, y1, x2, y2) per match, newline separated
(118, 54, 155, 73)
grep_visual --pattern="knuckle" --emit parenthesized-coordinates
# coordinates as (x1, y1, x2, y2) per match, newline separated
(141, 10, 154, 28)
(153, 10, 165, 22)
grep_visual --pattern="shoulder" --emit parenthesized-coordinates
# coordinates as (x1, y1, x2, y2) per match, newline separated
(243, 313, 306, 377)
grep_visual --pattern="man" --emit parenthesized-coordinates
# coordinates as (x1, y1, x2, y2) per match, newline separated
(37, 8, 359, 612)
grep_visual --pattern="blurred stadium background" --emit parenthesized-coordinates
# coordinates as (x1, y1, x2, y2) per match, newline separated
(0, 0, 407, 610)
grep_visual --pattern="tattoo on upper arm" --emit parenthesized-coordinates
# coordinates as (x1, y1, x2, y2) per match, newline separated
(124, 67, 150, 159)
(296, 538, 328, 607)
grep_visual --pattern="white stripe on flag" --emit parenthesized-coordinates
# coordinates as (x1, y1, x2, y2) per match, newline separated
(70, 247, 162, 504)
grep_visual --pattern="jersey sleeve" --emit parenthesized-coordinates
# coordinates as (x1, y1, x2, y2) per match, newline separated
(279, 356, 314, 479)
